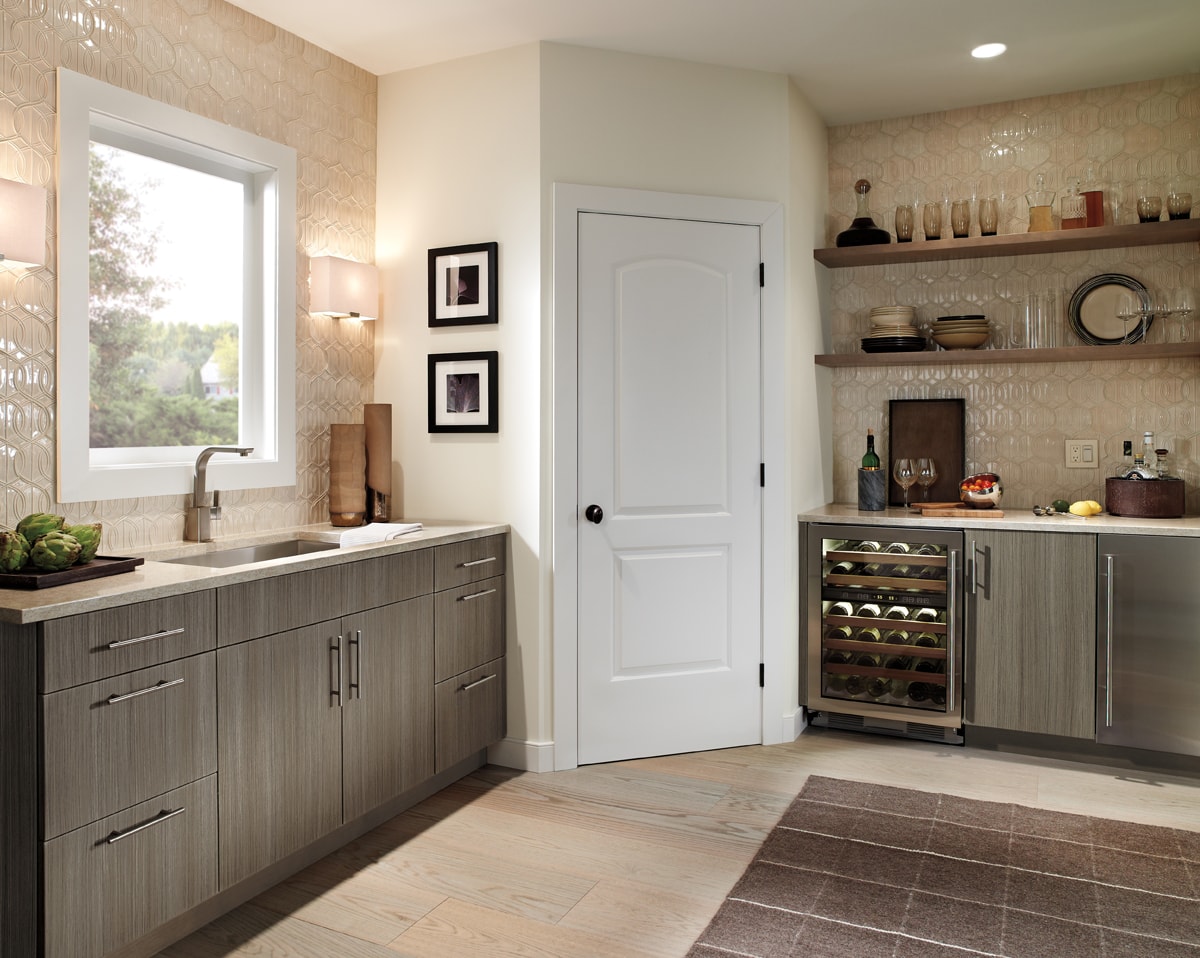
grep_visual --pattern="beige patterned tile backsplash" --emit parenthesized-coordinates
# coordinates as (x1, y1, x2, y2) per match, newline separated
(0, 0, 377, 550)
(826, 73, 1199, 514)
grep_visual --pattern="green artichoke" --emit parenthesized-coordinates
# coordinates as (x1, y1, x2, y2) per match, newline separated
(0, 531, 30, 572)
(64, 522, 102, 563)
(16, 512, 65, 544)
(30, 531, 82, 571)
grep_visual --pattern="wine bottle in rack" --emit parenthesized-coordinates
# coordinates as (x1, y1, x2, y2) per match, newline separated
(824, 649, 852, 693)
(914, 632, 941, 648)
(857, 540, 882, 553)
(881, 542, 910, 554)
(883, 605, 910, 620)
(854, 652, 882, 668)
(913, 607, 941, 623)
(828, 559, 859, 575)
(912, 543, 941, 556)
(883, 655, 913, 671)
(882, 628, 909, 645)
(866, 677, 889, 698)
(914, 658, 945, 674)
(844, 674, 867, 696)
(930, 685, 947, 706)
(854, 626, 882, 643)
(823, 624, 853, 642)
(907, 682, 931, 703)
(855, 602, 882, 618)
(827, 601, 855, 617)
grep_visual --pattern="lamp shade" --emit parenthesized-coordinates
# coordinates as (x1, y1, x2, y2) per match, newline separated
(309, 255, 379, 319)
(0, 178, 47, 267)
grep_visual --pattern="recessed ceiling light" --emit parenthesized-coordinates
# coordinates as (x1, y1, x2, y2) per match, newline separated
(971, 43, 1007, 59)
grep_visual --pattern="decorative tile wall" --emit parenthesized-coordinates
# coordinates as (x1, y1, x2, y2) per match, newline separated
(0, 0, 377, 550)
(825, 74, 1200, 513)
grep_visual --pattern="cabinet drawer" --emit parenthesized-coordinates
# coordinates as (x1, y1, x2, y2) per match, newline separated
(344, 548, 433, 612)
(434, 535, 507, 591)
(434, 574, 505, 682)
(435, 656, 506, 773)
(40, 590, 216, 692)
(42, 652, 216, 839)
(43, 775, 217, 958)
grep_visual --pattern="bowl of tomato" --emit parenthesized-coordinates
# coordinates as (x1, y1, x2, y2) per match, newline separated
(959, 472, 1003, 508)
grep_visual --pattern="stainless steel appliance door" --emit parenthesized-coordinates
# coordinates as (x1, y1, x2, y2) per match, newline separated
(1098, 534, 1200, 757)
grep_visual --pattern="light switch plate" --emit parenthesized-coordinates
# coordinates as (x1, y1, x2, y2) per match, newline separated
(1066, 439, 1099, 469)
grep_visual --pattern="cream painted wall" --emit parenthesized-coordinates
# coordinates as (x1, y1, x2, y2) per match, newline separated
(539, 44, 829, 751)
(375, 41, 829, 764)
(375, 45, 542, 745)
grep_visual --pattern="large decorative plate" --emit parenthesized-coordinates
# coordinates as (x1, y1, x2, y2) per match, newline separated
(1068, 273, 1152, 345)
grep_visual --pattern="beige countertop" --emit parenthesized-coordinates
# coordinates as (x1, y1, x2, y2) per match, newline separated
(0, 521, 508, 625)
(798, 504, 1200, 536)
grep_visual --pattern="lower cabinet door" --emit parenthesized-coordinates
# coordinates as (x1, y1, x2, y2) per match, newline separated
(435, 657, 506, 773)
(42, 776, 217, 958)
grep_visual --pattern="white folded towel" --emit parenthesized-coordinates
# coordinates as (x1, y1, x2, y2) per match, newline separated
(337, 522, 424, 547)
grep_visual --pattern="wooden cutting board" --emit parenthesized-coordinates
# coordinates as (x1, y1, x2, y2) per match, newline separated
(919, 503, 1005, 517)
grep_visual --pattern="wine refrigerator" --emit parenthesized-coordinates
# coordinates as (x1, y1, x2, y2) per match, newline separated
(804, 523, 965, 745)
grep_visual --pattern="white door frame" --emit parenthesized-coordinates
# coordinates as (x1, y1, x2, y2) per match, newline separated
(551, 183, 790, 771)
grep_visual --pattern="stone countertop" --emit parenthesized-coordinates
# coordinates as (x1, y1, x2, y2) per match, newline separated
(0, 520, 508, 625)
(798, 504, 1200, 536)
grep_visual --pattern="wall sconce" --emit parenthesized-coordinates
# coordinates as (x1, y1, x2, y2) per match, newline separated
(0, 178, 48, 267)
(309, 255, 379, 320)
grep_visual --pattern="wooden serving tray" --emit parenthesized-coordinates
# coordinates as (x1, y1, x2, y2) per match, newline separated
(0, 555, 145, 589)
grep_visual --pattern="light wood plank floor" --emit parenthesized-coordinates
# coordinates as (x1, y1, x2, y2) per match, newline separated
(158, 729, 1200, 957)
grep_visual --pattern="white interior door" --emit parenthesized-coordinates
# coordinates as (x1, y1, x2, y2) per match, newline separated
(577, 211, 762, 765)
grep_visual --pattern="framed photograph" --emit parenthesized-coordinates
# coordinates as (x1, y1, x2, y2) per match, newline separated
(428, 241, 498, 327)
(428, 351, 498, 433)
(887, 398, 965, 505)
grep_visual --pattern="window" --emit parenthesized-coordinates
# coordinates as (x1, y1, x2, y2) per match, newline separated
(56, 68, 296, 502)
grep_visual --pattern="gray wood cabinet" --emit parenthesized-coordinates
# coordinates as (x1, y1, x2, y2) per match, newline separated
(966, 529, 1096, 739)
(0, 529, 506, 958)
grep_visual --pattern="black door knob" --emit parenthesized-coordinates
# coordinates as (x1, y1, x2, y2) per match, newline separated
(584, 504, 604, 524)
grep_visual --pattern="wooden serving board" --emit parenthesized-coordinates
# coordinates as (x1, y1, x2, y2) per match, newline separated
(920, 505, 1005, 517)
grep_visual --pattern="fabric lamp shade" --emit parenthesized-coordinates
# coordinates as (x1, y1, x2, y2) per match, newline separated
(0, 179, 47, 267)
(310, 255, 379, 319)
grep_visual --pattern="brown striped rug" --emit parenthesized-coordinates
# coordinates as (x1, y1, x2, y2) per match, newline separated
(688, 775, 1200, 957)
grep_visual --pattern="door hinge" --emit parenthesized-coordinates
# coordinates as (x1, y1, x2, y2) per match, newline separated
(759, 663, 765, 687)
(759, 263, 765, 287)
(760, 463, 765, 487)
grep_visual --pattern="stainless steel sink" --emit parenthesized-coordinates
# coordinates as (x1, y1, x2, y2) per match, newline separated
(162, 538, 338, 569)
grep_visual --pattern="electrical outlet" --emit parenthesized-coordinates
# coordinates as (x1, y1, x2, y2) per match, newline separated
(1066, 439, 1099, 469)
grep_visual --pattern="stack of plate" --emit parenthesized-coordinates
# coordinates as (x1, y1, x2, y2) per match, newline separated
(862, 305, 925, 353)
(931, 314, 990, 350)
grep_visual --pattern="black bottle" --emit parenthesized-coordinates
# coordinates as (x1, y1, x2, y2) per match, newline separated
(836, 179, 891, 247)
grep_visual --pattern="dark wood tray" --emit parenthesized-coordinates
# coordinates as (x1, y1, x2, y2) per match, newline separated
(0, 555, 145, 589)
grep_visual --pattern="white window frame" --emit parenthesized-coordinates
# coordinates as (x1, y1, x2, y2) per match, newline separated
(56, 68, 296, 502)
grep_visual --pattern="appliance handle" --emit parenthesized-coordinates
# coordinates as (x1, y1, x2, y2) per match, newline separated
(947, 547, 958, 711)
(1102, 553, 1115, 728)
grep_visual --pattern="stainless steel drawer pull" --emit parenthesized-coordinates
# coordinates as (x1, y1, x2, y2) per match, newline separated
(460, 673, 497, 693)
(461, 557, 496, 568)
(105, 806, 186, 845)
(105, 677, 185, 705)
(459, 588, 497, 602)
(107, 627, 186, 650)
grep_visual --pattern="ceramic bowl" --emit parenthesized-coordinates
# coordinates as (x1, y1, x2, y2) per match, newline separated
(960, 472, 1003, 508)
(932, 329, 989, 349)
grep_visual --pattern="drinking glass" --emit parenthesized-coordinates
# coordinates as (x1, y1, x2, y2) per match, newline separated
(1173, 288, 1194, 342)
(1137, 191, 1163, 223)
(951, 199, 970, 238)
(1114, 289, 1141, 343)
(978, 196, 999, 236)
(893, 458, 917, 509)
(915, 458, 938, 502)
(894, 204, 915, 242)
(1167, 181, 1192, 220)
(922, 202, 942, 240)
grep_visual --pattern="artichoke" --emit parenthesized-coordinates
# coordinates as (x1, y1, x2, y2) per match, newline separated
(65, 522, 102, 564)
(29, 531, 82, 571)
(16, 512, 65, 544)
(0, 531, 30, 572)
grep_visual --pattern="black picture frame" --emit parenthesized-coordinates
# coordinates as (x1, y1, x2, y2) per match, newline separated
(428, 241, 498, 327)
(428, 351, 498, 433)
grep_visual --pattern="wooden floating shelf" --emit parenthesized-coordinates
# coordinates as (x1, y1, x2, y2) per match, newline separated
(815, 341, 1200, 368)
(813, 219, 1200, 268)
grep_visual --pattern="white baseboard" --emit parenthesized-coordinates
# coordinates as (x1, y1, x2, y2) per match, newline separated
(783, 708, 807, 742)
(487, 737, 556, 773)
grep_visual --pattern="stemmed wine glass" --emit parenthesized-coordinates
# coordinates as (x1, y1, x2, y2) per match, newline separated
(893, 458, 917, 510)
(915, 458, 938, 503)
(1115, 290, 1142, 344)
(1173, 288, 1194, 342)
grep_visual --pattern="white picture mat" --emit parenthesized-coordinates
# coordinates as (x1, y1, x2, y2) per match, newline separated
(433, 358, 490, 427)
(433, 249, 490, 320)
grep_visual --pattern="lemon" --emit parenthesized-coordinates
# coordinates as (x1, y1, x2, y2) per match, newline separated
(1085, 500, 1102, 514)
(1069, 500, 1102, 517)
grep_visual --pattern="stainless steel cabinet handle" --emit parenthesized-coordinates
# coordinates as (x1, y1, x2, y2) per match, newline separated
(1102, 554, 1115, 728)
(105, 677, 185, 705)
(460, 673, 497, 693)
(947, 548, 958, 710)
(105, 807, 186, 844)
(966, 538, 978, 595)
(107, 627, 185, 650)
(349, 629, 362, 700)
(461, 557, 496, 568)
(330, 636, 342, 707)
(459, 588, 497, 602)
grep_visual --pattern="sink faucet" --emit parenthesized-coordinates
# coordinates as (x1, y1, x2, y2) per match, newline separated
(184, 446, 254, 542)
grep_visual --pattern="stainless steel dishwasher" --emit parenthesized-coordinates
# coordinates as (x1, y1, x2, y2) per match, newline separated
(1097, 534, 1200, 757)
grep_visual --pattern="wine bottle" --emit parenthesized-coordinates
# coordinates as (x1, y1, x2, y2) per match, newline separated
(828, 559, 859, 575)
(881, 541, 910, 554)
(844, 674, 867, 696)
(907, 682, 931, 703)
(883, 605, 910, 620)
(854, 626, 882, 643)
(854, 652, 882, 668)
(882, 628, 909, 645)
(883, 655, 913, 671)
(827, 601, 855, 617)
(862, 429, 881, 470)
(930, 685, 947, 706)
(825, 648, 853, 666)
(866, 677, 889, 698)
(823, 625, 853, 643)
(855, 602, 882, 618)
(856, 540, 882, 553)
(914, 632, 941, 648)
(911, 543, 941, 556)
(914, 658, 945, 674)
(913, 607, 941, 623)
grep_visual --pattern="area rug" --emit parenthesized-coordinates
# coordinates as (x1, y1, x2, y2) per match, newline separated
(688, 775, 1200, 957)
